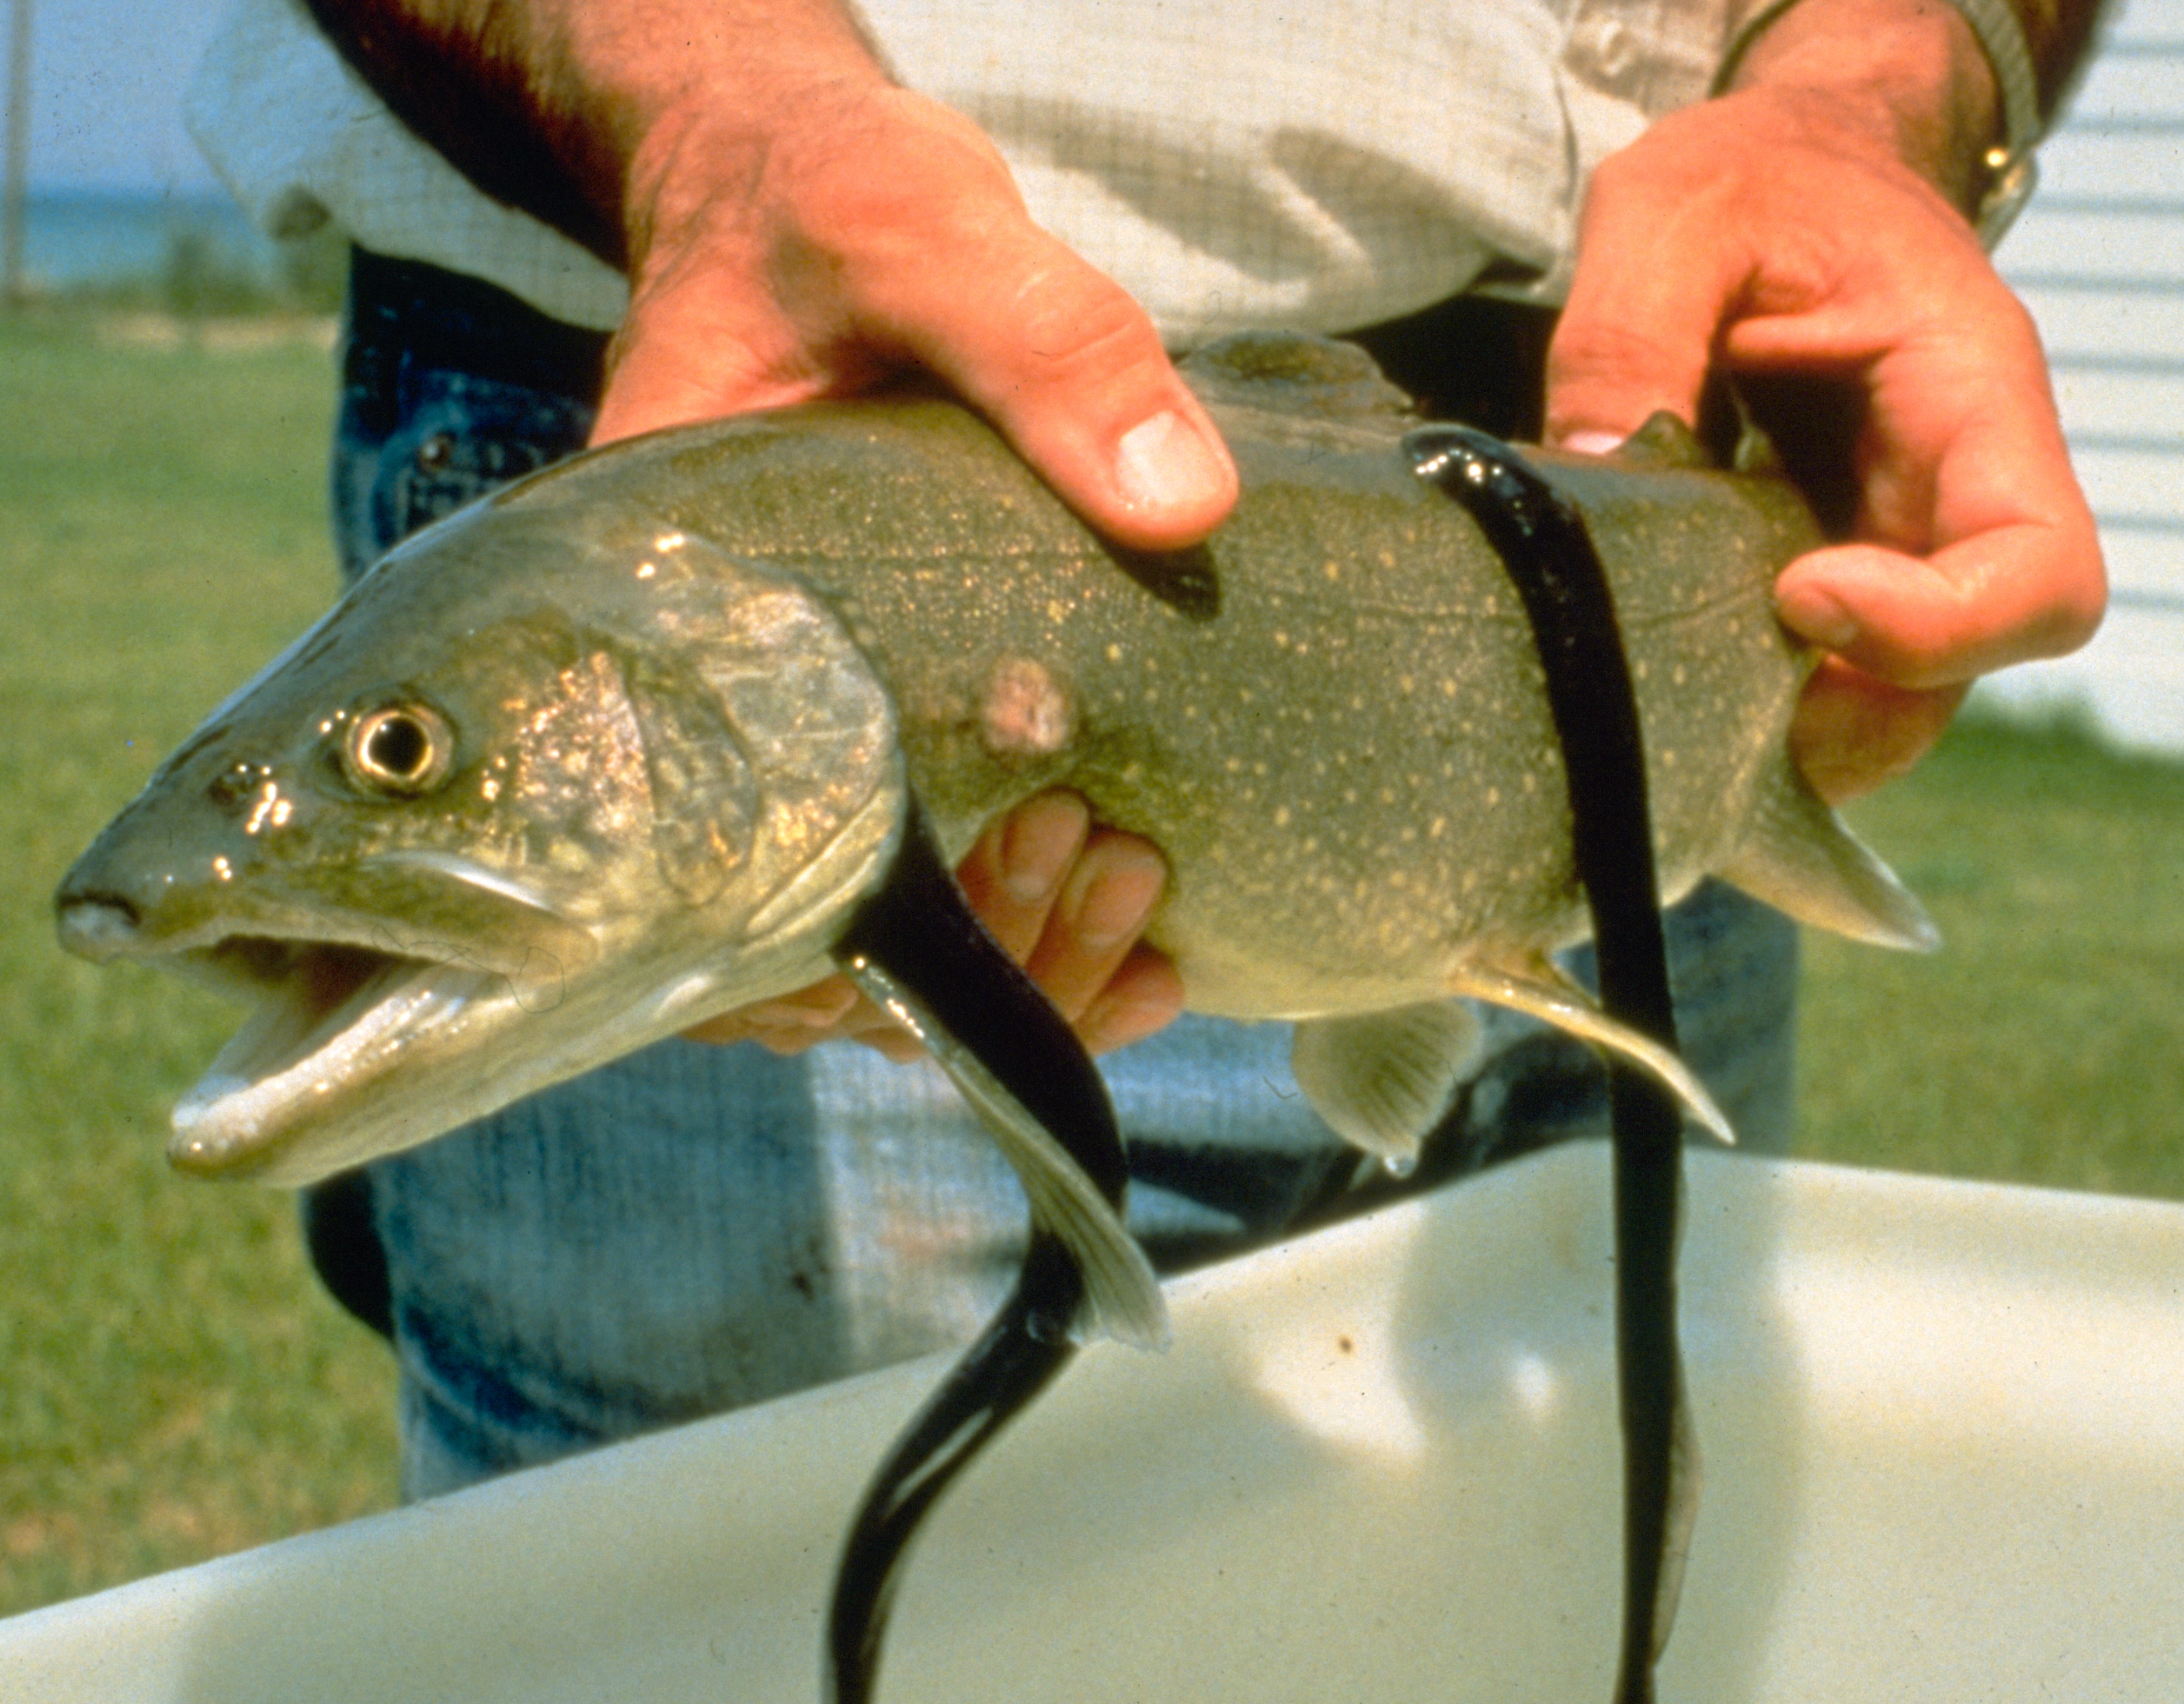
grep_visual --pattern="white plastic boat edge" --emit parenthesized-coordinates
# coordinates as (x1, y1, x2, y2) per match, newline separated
(4, 1144, 2183, 1702)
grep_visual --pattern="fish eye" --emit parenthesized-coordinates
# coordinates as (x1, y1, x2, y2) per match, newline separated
(342, 703, 454, 796)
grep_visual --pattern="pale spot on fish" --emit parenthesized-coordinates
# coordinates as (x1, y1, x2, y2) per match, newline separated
(982, 659, 1074, 751)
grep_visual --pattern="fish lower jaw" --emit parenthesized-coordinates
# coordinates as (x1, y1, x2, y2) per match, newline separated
(166, 942, 503, 1181)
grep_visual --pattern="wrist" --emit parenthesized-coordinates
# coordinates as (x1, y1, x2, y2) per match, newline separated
(302, 1, 894, 270)
(526, 3, 896, 276)
(1718, 0, 2004, 210)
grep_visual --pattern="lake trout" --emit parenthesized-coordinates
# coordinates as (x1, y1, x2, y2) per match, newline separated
(55, 332, 1934, 1348)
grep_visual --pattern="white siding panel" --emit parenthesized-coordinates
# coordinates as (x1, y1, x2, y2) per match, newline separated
(2060, 443, 2184, 517)
(2014, 284, 2184, 360)
(2026, 130, 2184, 203)
(2068, 50, 2184, 124)
(1975, 602, 2184, 749)
(2049, 363, 2184, 437)
(1977, 0, 2184, 749)
(2101, 529, 2184, 604)
(2001, 210, 2184, 283)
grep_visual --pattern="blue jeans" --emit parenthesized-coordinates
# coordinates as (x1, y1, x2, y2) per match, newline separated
(322, 251, 1798, 1499)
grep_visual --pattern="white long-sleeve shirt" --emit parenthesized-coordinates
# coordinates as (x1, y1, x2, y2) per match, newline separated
(186, 0, 1769, 337)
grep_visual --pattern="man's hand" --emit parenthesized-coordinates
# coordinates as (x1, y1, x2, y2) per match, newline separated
(599, 55, 1220, 1056)
(1545, 0, 2105, 802)
(307, 0, 1216, 1056)
(600, 49, 1216, 1057)
(682, 793, 1185, 1060)
(598, 83, 1236, 548)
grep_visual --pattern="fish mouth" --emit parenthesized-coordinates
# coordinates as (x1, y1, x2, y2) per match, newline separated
(163, 931, 514, 1181)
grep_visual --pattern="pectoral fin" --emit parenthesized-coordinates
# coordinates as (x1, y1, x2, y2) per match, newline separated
(841, 954, 1168, 1350)
(1289, 1002, 1483, 1170)
(1448, 954, 1736, 1147)
(1720, 762, 1939, 953)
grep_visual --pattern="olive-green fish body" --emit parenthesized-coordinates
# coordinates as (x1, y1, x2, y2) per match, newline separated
(57, 336, 1933, 1311)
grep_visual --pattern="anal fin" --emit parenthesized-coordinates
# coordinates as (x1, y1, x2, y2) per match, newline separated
(1449, 954, 1736, 1147)
(1289, 1002, 1483, 1172)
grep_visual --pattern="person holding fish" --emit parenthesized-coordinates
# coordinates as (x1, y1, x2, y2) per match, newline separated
(183, 0, 2103, 1494)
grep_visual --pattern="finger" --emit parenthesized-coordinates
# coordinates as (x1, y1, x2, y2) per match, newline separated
(680, 975, 862, 1046)
(1790, 658, 1966, 803)
(1776, 525, 2105, 690)
(859, 231, 1237, 550)
(810, 100, 1237, 550)
(1021, 829, 1168, 1024)
(1544, 143, 1754, 445)
(951, 791, 1091, 962)
(1077, 945, 1188, 1055)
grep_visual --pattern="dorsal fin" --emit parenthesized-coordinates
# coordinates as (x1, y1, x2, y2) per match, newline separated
(1180, 331, 1416, 425)
(1614, 410, 1714, 470)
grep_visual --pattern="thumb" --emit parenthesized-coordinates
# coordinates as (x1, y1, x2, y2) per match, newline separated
(863, 218, 1240, 551)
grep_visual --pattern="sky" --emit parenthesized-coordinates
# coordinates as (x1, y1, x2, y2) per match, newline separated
(12, 0, 231, 193)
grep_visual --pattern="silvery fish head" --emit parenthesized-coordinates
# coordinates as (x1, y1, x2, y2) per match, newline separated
(55, 491, 906, 1185)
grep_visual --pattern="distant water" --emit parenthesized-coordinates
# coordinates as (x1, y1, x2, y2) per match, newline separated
(4, 188, 283, 289)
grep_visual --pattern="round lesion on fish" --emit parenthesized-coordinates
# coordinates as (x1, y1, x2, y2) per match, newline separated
(982, 656, 1075, 755)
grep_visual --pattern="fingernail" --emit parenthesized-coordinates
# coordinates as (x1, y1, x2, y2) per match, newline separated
(1115, 410, 1228, 514)
(1778, 585, 1861, 651)
(1560, 429, 1626, 458)
(1002, 795, 1084, 902)
(1072, 854, 1163, 947)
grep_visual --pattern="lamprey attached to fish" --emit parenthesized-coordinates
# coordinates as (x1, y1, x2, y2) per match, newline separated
(56, 332, 1937, 1699)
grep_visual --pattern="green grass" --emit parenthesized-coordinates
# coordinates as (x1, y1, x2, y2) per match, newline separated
(0, 313, 397, 1614)
(1799, 713, 2184, 1197)
(2, 310, 2181, 1619)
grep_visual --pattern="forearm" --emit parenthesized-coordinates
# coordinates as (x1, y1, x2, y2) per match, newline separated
(299, 0, 893, 267)
(1722, 0, 2106, 216)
